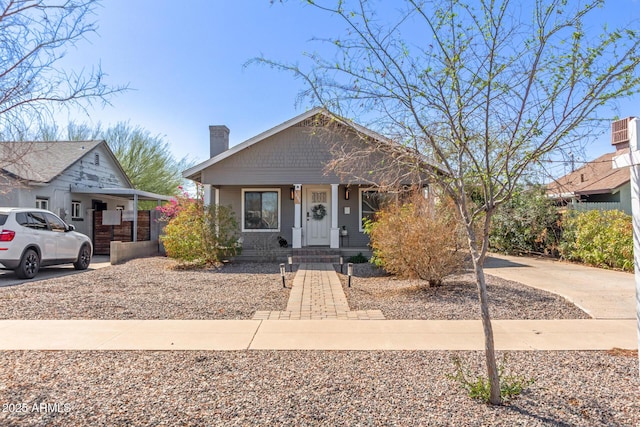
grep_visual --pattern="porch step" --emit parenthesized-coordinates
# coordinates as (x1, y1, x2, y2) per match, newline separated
(292, 248, 341, 264)
(292, 255, 341, 264)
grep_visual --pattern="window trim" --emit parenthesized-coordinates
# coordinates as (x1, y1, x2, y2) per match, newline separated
(359, 188, 395, 232)
(71, 201, 82, 219)
(35, 197, 49, 211)
(241, 188, 281, 232)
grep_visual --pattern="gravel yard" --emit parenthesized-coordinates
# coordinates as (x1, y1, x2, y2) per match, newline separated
(0, 257, 589, 320)
(0, 258, 636, 425)
(0, 257, 292, 320)
(340, 263, 590, 319)
(0, 349, 638, 426)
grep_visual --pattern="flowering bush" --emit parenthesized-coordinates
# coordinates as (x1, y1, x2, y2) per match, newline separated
(156, 186, 189, 222)
(159, 186, 241, 266)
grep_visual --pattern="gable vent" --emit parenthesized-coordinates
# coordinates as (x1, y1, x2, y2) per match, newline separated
(611, 117, 632, 147)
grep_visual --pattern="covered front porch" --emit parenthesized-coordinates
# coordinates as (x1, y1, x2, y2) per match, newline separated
(204, 183, 375, 252)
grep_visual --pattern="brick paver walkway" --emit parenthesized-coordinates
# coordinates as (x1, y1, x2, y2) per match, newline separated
(253, 263, 385, 320)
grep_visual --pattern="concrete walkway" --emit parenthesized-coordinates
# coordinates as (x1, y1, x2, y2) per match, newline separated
(485, 254, 637, 319)
(253, 263, 385, 320)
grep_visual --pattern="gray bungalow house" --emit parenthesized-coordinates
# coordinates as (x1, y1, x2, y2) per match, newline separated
(183, 108, 427, 259)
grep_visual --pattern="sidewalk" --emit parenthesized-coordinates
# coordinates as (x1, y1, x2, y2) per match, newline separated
(0, 319, 635, 351)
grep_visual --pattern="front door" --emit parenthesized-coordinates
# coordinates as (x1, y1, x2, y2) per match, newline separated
(304, 186, 331, 246)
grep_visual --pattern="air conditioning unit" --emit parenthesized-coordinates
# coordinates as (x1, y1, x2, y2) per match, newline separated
(612, 117, 633, 146)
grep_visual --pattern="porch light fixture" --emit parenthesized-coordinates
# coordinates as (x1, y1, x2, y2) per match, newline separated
(347, 263, 353, 287)
(344, 187, 350, 200)
(280, 263, 286, 288)
(290, 187, 295, 200)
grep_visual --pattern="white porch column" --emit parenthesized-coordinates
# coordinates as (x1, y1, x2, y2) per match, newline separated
(292, 184, 302, 248)
(203, 184, 212, 206)
(330, 183, 339, 248)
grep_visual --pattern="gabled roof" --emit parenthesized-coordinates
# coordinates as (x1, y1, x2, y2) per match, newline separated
(183, 108, 393, 181)
(547, 149, 630, 198)
(0, 140, 133, 187)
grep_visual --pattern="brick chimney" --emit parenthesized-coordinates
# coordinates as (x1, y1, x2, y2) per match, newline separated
(209, 125, 230, 158)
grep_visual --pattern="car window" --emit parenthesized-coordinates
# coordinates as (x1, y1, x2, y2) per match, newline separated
(44, 213, 67, 232)
(15, 212, 28, 226)
(28, 212, 49, 230)
(0, 214, 7, 226)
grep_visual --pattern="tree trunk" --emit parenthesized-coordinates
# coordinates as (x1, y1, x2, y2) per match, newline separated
(469, 248, 501, 404)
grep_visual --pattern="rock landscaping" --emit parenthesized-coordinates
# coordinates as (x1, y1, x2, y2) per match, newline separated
(0, 350, 638, 426)
(0, 256, 636, 426)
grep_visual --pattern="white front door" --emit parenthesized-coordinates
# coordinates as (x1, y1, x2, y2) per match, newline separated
(304, 186, 331, 246)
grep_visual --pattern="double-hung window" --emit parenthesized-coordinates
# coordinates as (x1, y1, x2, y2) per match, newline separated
(242, 189, 280, 231)
(35, 198, 49, 210)
(359, 189, 394, 231)
(71, 201, 82, 219)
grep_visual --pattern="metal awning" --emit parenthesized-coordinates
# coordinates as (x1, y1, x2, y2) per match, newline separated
(70, 185, 173, 241)
(70, 186, 173, 201)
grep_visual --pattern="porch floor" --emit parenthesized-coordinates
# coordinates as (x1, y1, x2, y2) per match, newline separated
(253, 263, 385, 320)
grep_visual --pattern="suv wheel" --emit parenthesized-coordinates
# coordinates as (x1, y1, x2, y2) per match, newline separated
(73, 244, 91, 270)
(16, 249, 39, 279)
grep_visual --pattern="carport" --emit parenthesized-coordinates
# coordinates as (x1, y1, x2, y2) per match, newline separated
(70, 186, 172, 242)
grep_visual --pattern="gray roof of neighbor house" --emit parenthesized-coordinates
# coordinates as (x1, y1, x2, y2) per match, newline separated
(0, 140, 133, 187)
(547, 149, 630, 198)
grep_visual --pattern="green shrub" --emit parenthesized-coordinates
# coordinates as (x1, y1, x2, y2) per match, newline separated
(559, 209, 633, 271)
(447, 355, 535, 403)
(161, 197, 240, 266)
(348, 252, 368, 263)
(489, 186, 561, 256)
(364, 196, 466, 286)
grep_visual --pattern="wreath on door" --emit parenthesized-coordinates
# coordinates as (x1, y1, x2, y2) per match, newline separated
(311, 204, 327, 220)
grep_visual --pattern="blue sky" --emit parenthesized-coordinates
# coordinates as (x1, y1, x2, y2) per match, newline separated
(59, 0, 640, 175)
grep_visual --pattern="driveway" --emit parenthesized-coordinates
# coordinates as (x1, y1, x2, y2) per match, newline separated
(0, 255, 111, 288)
(485, 253, 636, 319)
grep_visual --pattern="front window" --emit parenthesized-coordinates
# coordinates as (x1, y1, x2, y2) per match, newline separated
(359, 189, 394, 231)
(35, 198, 49, 210)
(71, 201, 82, 219)
(242, 189, 280, 231)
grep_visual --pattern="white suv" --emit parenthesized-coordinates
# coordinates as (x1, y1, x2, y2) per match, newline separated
(0, 207, 92, 279)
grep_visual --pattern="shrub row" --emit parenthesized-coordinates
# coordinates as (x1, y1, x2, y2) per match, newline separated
(489, 187, 633, 272)
(559, 209, 633, 272)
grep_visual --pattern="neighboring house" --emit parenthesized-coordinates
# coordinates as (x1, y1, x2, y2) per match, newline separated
(547, 125, 631, 215)
(0, 140, 171, 254)
(183, 108, 429, 256)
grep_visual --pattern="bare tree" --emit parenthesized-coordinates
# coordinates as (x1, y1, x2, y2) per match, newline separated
(0, 0, 124, 139)
(257, 0, 640, 404)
